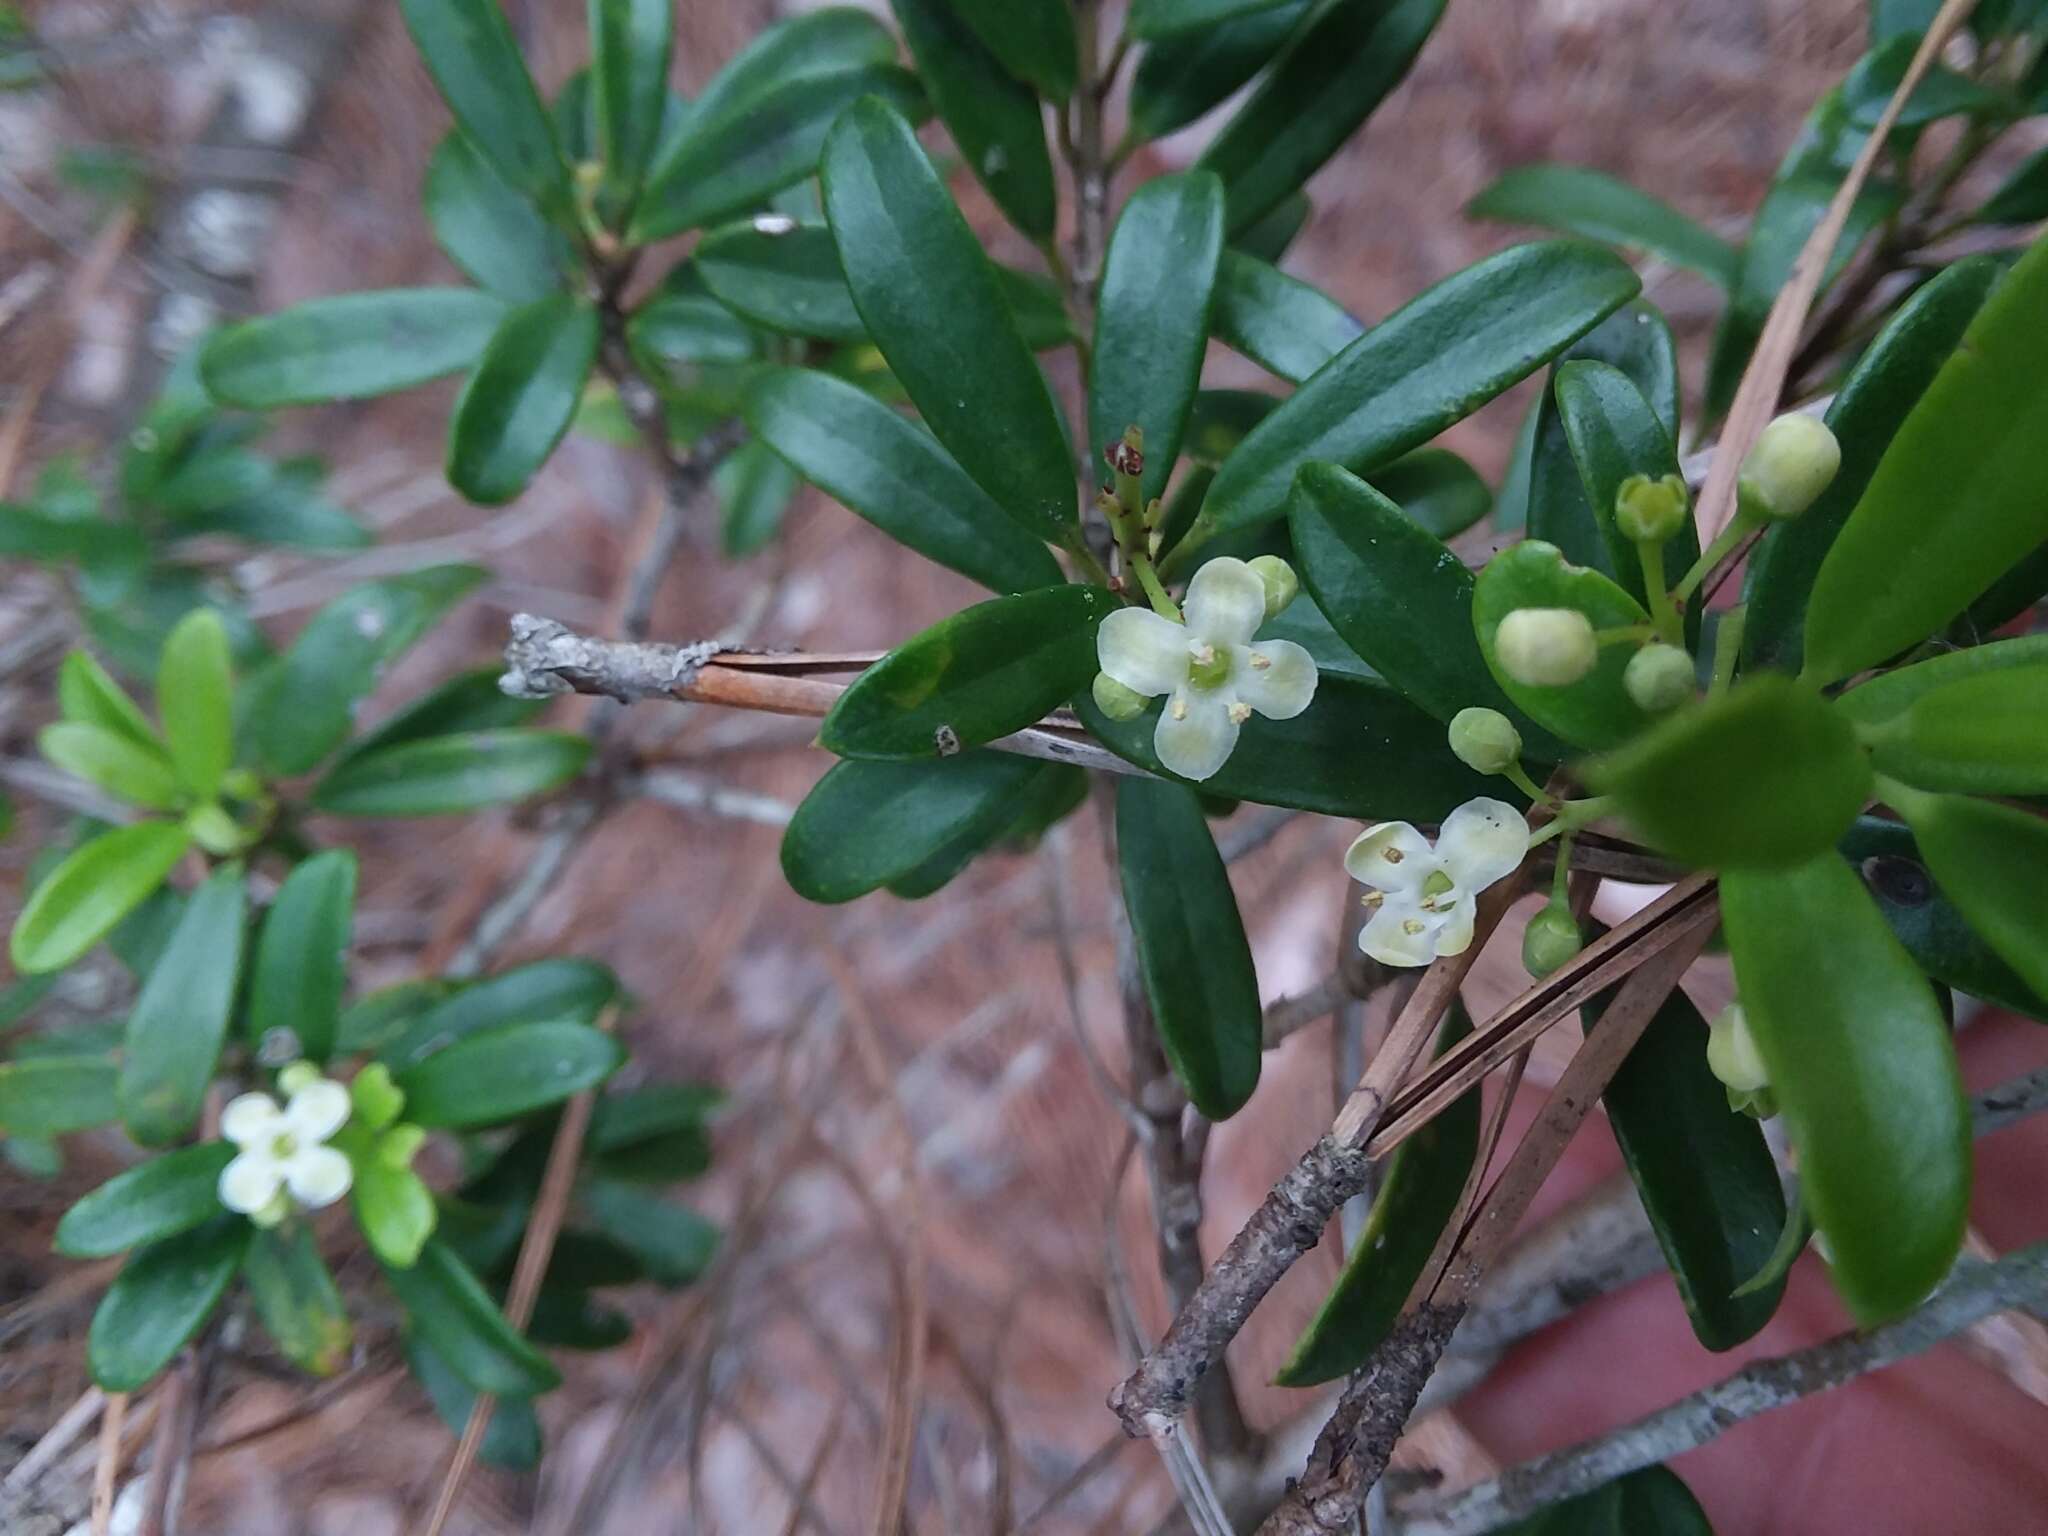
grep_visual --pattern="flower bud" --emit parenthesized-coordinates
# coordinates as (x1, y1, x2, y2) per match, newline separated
(1706, 1002, 1769, 1094)
(278, 1061, 322, 1096)
(1614, 472, 1690, 544)
(1092, 671, 1148, 721)
(1738, 413, 1841, 522)
(1522, 903, 1583, 978)
(1448, 707, 1523, 776)
(1623, 642, 1696, 712)
(1248, 554, 1299, 620)
(1105, 426, 1145, 481)
(1495, 607, 1597, 688)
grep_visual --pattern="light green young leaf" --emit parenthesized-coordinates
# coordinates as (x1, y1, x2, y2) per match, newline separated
(10, 821, 193, 975)
(37, 722, 183, 810)
(157, 607, 233, 802)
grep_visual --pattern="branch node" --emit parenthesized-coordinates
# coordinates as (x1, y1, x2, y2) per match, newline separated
(500, 612, 728, 702)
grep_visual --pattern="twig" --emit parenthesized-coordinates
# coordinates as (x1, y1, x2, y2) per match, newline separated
(628, 767, 794, 826)
(2, 1387, 103, 1494)
(1394, 1241, 2048, 1536)
(1219, 807, 1302, 865)
(1692, 0, 1974, 551)
(89, 1393, 127, 1536)
(419, 1008, 613, 1536)
(1261, 973, 1355, 1050)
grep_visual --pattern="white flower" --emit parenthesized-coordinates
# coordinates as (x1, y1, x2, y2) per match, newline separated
(217, 1075, 353, 1221)
(1095, 557, 1318, 781)
(1344, 797, 1530, 967)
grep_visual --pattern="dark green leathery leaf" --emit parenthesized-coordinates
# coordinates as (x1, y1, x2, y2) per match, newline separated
(1128, 1, 1310, 142)
(1466, 163, 1740, 288)
(1115, 778, 1261, 1120)
(201, 290, 509, 408)
(87, 1217, 251, 1391)
(446, 295, 601, 506)
(1551, 360, 1699, 614)
(119, 866, 246, 1147)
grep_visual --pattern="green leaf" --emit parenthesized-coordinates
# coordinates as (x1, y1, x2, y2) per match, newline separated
(1744, 257, 2001, 674)
(1865, 664, 2048, 794)
(1277, 1005, 1476, 1384)
(781, 753, 1046, 903)
(689, 8, 898, 130)
(1892, 791, 2048, 1006)
(1842, 815, 2047, 1020)
(1471, 539, 1653, 751)
(1466, 163, 1740, 288)
(578, 1179, 719, 1285)
(1594, 977, 1788, 1350)
(58, 651, 160, 750)
(953, 0, 1077, 98)
(892, 0, 1057, 240)
(381, 958, 619, 1068)
(625, 293, 759, 375)
(1129, 0, 1311, 142)
(1078, 671, 1501, 822)
(120, 865, 246, 1146)
(55, 1142, 236, 1258)
(1091, 173, 1227, 504)
(1130, 0, 1297, 39)
(632, 62, 927, 239)
(398, 0, 573, 224)
(1195, 0, 1445, 234)
(1210, 251, 1364, 385)
(589, 1083, 722, 1153)
(38, 723, 183, 810)
(201, 289, 510, 408)
(311, 728, 589, 817)
(157, 608, 233, 801)
(248, 850, 355, 1062)
(334, 666, 545, 767)
(1842, 33, 2004, 128)
(1114, 778, 1261, 1120)
(423, 131, 573, 301)
(10, 821, 192, 975)
(1722, 853, 1969, 1324)
(446, 295, 600, 505)
(742, 368, 1063, 594)
(1804, 234, 2048, 684)
(395, 1019, 623, 1129)
(403, 1333, 541, 1467)
(381, 1238, 561, 1396)
(1552, 359, 1700, 614)
(822, 98, 1076, 543)
(820, 586, 1114, 760)
(1197, 242, 1639, 539)
(1288, 463, 1562, 758)
(1493, 1465, 1712, 1536)
(590, 0, 672, 214)
(884, 760, 1083, 899)
(693, 220, 867, 342)
(1840, 635, 2048, 727)
(244, 1222, 352, 1375)
(243, 565, 485, 776)
(1525, 301, 1680, 580)
(1976, 143, 2048, 226)
(1232, 189, 1312, 262)
(337, 979, 456, 1057)
(1373, 448, 1491, 541)
(0, 1056, 119, 1136)
(351, 1155, 438, 1269)
(162, 455, 371, 552)
(87, 1217, 250, 1391)
(716, 438, 798, 557)
(1590, 676, 1872, 870)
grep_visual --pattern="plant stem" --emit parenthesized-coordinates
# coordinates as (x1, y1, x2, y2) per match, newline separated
(1503, 762, 1555, 807)
(1709, 604, 1746, 697)
(1673, 514, 1754, 603)
(1636, 540, 1681, 646)
(1527, 797, 1612, 849)
(1132, 554, 1182, 620)
(1596, 624, 1655, 648)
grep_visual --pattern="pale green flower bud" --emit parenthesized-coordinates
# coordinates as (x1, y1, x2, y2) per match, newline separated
(1707, 1002, 1770, 1095)
(1522, 903, 1583, 978)
(1738, 414, 1841, 522)
(1624, 643, 1696, 712)
(277, 1061, 322, 1096)
(1092, 671, 1148, 721)
(1614, 472, 1690, 543)
(1448, 707, 1522, 775)
(1248, 554, 1299, 620)
(186, 803, 242, 856)
(1495, 607, 1597, 688)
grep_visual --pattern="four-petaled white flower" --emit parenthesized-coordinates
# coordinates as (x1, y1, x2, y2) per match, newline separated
(218, 1075, 353, 1222)
(1344, 797, 1531, 967)
(1095, 557, 1318, 781)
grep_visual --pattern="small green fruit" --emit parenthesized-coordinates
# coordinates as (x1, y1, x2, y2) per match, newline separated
(1495, 607, 1597, 688)
(1522, 903, 1583, 978)
(1448, 707, 1523, 776)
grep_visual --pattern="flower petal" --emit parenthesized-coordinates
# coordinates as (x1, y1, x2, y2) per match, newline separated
(283, 1079, 351, 1144)
(283, 1145, 354, 1208)
(1098, 608, 1191, 698)
(1343, 823, 1435, 894)
(1154, 685, 1239, 781)
(221, 1092, 282, 1148)
(1231, 640, 1317, 720)
(1359, 894, 1442, 967)
(219, 1151, 283, 1214)
(1431, 891, 1479, 957)
(1438, 797, 1531, 893)
(1183, 557, 1266, 648)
